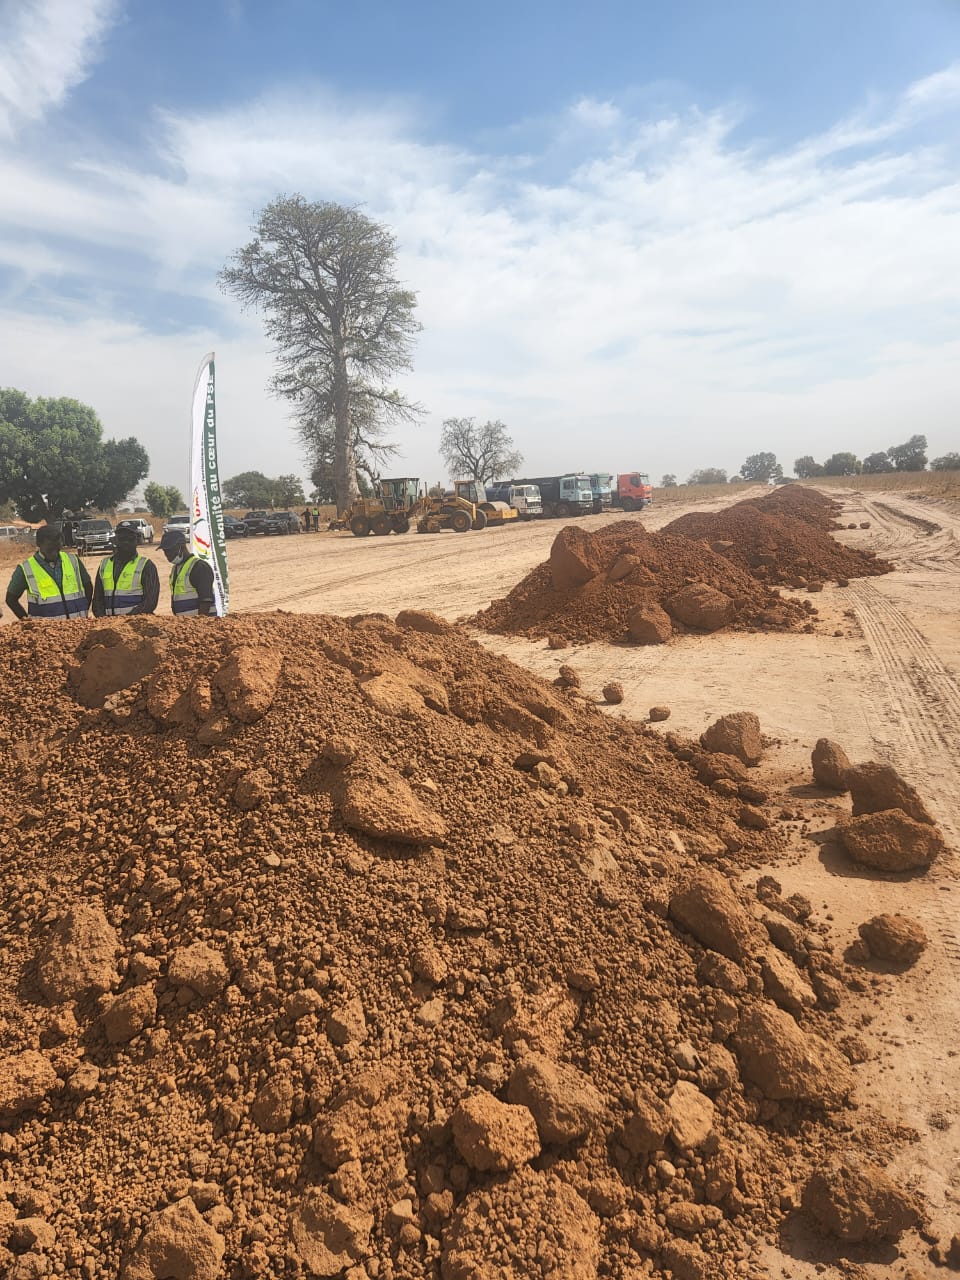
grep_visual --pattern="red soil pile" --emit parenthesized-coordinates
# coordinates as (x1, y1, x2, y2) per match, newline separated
(663, 501, 892, 588)
(0, 614, 906, 1278)
(474, 522, 813, 644)
(747, 485, 844, 531)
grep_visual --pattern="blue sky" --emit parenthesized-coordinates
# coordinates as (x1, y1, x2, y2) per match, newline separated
(1, 0, 959, 491)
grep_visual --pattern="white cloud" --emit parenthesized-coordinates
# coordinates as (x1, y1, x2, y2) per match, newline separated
(0, 0, 119, 137)
(0, 64, 959, 487)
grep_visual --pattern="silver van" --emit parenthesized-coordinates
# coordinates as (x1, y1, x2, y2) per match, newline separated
(0, 525, 22, 542)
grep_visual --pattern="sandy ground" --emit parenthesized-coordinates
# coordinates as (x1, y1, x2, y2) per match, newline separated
(4, 487, 959, 1272)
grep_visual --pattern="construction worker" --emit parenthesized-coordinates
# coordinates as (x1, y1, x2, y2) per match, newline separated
(92, 525, 160, 616)
(302, 506, 311, 532)
(5, 524, 93, 620)
(159, 528, 217, 616)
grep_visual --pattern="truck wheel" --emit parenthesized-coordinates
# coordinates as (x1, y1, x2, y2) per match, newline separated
(555, 501, 571, 518)
(392, 514, 410, 534)
(471, 510, 488, 530)
(371, 513, 391, 536)
(621, 496, 635, 511)
(451, 510, 472, 533)
(350, 515, 371, 537)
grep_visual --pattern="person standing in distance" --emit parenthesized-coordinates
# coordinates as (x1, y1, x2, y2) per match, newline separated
(5, 524, 93, 620)
(159, 528, 217, 617)
(92, 525, 160, 617)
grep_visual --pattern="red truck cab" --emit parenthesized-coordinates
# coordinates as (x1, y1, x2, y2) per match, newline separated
(615, 472, 653, 510)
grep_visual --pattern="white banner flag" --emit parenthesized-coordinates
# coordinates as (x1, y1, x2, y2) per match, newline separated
(190, 353, 229, 616)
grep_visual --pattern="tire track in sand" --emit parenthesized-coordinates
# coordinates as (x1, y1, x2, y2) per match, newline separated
(847, 578, 960, 977)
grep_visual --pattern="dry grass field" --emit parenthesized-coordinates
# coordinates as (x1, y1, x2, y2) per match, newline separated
(806, 469, 960, 499)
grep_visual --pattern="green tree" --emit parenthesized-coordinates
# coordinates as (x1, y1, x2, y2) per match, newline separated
(220, 196, 421, 512)
(931, 452, 960, 470)
(144, 482, 184, 517)
(439, 417, 523, 484)
(661, 473, 678, 487)
(739, 452, 782, 483)
(887, 434, 927, 471)
(861, 451, 894, 474)
(687, 467, 727, 485)
(273, 474, 306, 507)
(794, 456, 823, 478)
(223, 471, 277, 508)
(0, 388, 149, 520)
(821, 452, 861, 476)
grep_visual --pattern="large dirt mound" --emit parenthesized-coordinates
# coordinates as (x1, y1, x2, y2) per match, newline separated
(748, 485, 844, 530)
(662, 501, 891, 588)
(0, 615, 899, 1278)
(473, 522, 813, 644)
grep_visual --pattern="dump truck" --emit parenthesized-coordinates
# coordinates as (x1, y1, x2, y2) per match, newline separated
(512, 474, 593, 518)
(588, 473, 615, 514)
(612, 472, 654, 511)
(453, 480, 519, 526)
(486, 482, 542, 519)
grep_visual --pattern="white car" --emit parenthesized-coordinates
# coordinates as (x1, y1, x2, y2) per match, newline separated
(116, 517, 155, 544)
(162, 515, 191, 537)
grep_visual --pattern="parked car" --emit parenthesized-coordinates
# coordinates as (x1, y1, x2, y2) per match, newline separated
(163, 514, 191, 537)
(0, 525, 21, 542)
(116, 517, 155, 544)
(268, 511, 302, 534)
(264, 511, 299, 535)
(223, 515, 248, 539)
(74, 519, 115, 554)
(242, 510, 270, 535)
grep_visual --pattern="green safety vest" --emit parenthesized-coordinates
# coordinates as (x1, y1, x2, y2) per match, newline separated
(22, 552, 88, 620)
(97, 555, 147, 615)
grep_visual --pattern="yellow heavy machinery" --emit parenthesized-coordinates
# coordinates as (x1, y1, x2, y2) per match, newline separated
(335, 476, 505, 537)
(453, 480, 520, 527)
(414, 488, 484, 534)
(334, 477, 422, 537)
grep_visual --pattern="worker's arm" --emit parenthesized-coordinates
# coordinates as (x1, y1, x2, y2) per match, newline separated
(91, 568, 106, 618)
(188, 558, 216, 617)
(5, 565, 27, 620)
(77, 558, 94, 608)
(133, 560, 160, 615)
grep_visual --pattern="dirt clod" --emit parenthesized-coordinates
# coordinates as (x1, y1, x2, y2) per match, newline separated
(802, 1154, 922, 1243)
(700, 712, 762, 766)
(811, 738, 852, 791)
(451, 1090, 541, 1172)
(838, 809, 945, 872)
(846, 761, 936, 824)
(858, 914, 928, 965)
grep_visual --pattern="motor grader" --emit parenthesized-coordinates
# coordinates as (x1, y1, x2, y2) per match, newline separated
(332, 477, 422, 537)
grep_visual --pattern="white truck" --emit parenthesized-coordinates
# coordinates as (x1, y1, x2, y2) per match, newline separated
(485, 482, 543, 519)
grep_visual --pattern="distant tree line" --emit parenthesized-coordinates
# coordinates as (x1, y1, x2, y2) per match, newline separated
(794, 435, 958, 477)
(663, 435, 956, 492)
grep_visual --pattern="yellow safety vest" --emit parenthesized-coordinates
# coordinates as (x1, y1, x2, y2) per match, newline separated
(22, 552, 88, 619)
(97, 555, 148, 615)
(170, 555, 201, 616)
